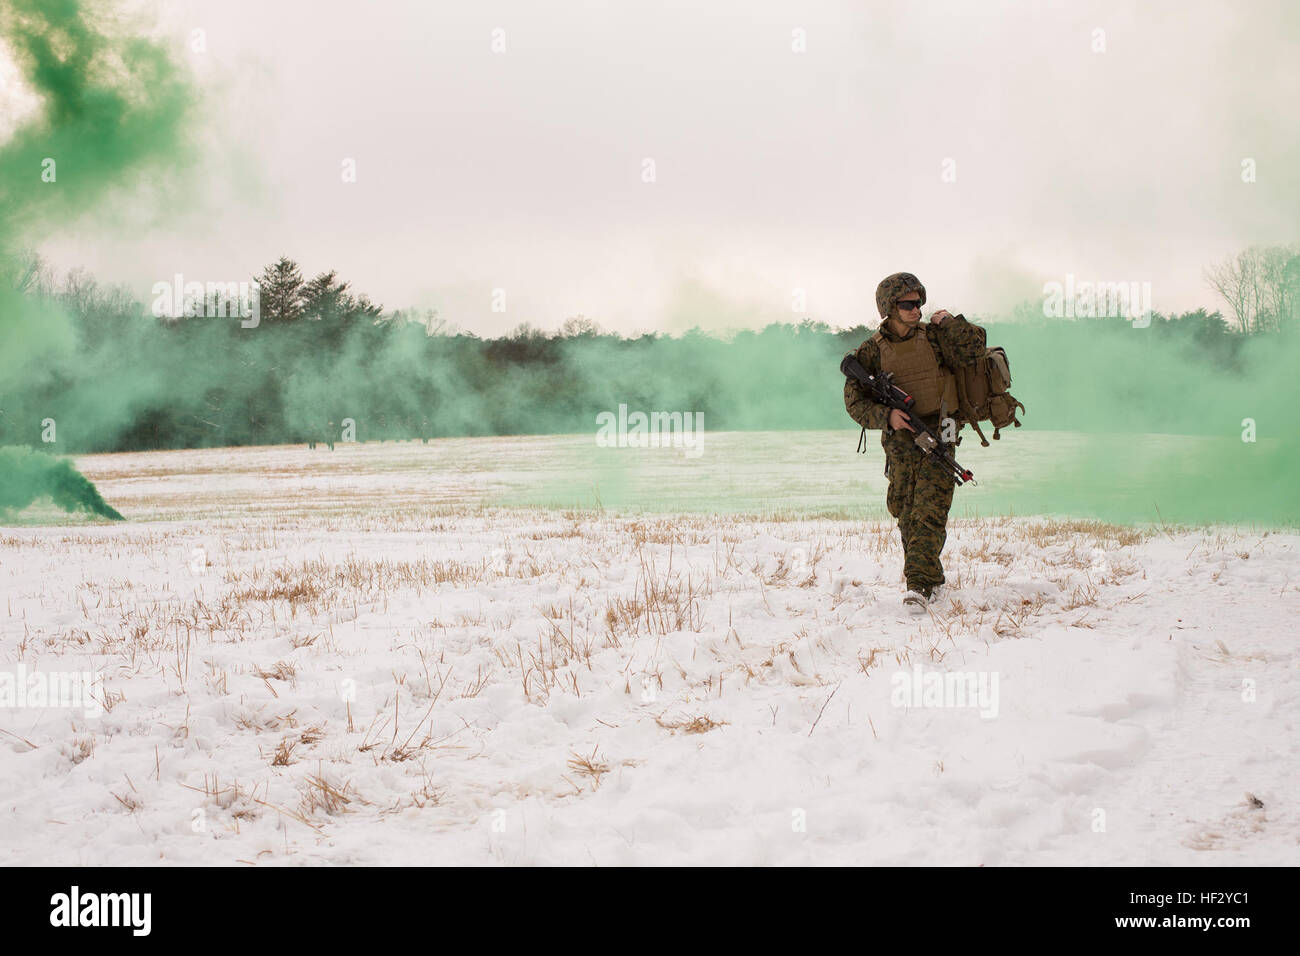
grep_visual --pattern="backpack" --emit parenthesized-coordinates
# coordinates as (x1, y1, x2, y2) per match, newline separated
(951, 346, 1025, 446)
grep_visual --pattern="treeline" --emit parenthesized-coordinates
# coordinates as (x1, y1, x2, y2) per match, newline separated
(0, 255, 1283, 454)
(1203, 243, 1300, 335)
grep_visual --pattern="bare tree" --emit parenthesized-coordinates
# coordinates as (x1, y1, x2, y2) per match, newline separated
(560, 314, 602, 337)
(59, 267, 100, 318)
(1206, 244, 1300, 333)
(1205, 247, 1263, 333)
(1258, 244, 1300, 331)
(12, 250, 53, 296)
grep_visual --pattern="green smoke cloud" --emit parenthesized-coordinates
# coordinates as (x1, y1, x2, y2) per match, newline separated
(0, 445, 123, 520)
(953, 315, 1299, 526)
(0, 3, 1294, 530)
(0, 0, 195, 381)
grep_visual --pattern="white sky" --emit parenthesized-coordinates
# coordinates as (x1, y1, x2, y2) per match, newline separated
(17, 0, 1300, 335)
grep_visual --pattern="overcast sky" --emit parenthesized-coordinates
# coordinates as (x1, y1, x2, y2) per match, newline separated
(18, 0, 1300, 335)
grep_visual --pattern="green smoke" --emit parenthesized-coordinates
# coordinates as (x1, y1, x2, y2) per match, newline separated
(0, 0, 195, 381)
(0, 445, 123, 520)
(959, 314, 1299, 526)
(468, 312, 1298, 527)
(0, 3, 1294, 529)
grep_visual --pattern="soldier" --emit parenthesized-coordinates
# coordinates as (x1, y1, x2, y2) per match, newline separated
(843, 272, 987, 613)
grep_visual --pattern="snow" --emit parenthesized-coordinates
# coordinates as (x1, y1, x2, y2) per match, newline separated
(1, 442, 1297, 865)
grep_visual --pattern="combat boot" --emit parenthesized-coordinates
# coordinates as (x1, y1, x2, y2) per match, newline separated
(903, 586, 932, 614)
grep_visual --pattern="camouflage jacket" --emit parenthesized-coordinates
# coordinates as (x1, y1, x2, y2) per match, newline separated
(843, 315, 987, 437)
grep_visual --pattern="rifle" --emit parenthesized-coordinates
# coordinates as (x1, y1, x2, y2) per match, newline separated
(840, 353, 976, 486)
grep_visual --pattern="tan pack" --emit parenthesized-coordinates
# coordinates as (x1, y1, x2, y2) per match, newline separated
(953, 346, 1025, 445)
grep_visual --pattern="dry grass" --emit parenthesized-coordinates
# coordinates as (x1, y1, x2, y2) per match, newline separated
(383, 764, 444, 813)
(858, 646, 888, 673)
(603, 548, 710, 645)
(297, 766, 363, 817)
(1018, 518, 1145, 549)
(59, 734, 96, 766)
(270, 738, 298, 766)
(180, 773, 264, 822)
(228, 578, 323, 606)
(2, 501, 1195, 859)
(112, 787, 144, 813)
(566, 747, 611, 789)
(989, 594, 1049, 639)
(221, 554, 515, 616)
(1062, 582, 1100, 611)
(254, 659, 297, 682)
(655, 714, 728, 734)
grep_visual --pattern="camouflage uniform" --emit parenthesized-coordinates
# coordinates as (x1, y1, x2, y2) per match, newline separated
(843, 273, 987, 594)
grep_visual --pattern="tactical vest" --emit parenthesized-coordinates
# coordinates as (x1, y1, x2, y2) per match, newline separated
(872, 329, 957, 418)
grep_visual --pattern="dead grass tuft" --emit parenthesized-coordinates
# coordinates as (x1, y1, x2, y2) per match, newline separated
(655, 714, 728, 734)
(566, 746, 611, 789)
(298, 767, 362, 817)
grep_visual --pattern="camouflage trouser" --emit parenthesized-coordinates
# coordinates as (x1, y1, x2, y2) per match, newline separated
(883, 432, 956, 593)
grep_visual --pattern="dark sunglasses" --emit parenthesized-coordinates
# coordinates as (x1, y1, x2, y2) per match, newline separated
(896, 299, 922, 312)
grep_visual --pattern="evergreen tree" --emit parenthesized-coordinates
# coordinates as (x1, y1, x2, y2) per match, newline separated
(302, 270, 351, 322)
(255, 256, 305, 323)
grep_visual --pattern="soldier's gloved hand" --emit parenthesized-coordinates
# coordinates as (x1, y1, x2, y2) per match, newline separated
(889, 409, 916, 433)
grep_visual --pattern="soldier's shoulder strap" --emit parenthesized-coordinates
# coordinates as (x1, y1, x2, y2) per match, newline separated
(870, 330, 894, 363)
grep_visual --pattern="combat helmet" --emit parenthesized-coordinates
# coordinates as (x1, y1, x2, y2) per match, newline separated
(875, 272, 926, 319)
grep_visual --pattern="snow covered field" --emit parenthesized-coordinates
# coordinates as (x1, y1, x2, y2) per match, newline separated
(1, 441, 1297, 865)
